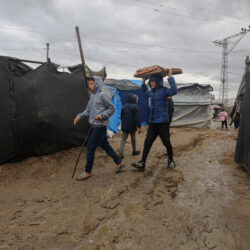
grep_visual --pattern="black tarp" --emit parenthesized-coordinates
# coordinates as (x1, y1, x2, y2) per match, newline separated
(0, 56, 90, 164)
(235, 68, 250, 175)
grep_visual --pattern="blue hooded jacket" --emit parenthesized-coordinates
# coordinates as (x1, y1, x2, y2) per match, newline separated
(121, 94, 141, 132)
(142, 74, 177, 124)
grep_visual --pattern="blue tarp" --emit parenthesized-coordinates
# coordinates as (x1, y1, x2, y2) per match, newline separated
(119, 80, 149, 126)
(103, 84, 122, 133)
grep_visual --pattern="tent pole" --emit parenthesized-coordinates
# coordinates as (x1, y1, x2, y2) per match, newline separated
(18, 59, 45, 64)
(46, 43, 50, 62)
(75, 26, 85, 66)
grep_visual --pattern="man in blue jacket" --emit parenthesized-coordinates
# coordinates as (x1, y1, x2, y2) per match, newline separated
(132, 69, 177, 171)
(118, 93, 141, 159)
(74, 76, 125, 180)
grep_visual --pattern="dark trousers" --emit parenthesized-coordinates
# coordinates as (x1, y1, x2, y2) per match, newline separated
(141, 123, 173, 164)
(168, 113, 173, 125)
(85, 126, 121, 173)
(222, 120, 227, 129)
(234, 119, 240, 129)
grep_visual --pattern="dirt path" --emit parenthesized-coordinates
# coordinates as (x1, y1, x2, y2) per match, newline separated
(0, 127, 249, 249)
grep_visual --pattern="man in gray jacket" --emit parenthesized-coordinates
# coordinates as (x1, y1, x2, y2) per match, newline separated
(74, 76, 125, 180)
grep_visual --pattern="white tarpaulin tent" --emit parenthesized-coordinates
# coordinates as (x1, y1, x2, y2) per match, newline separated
(170, 83, 213, 128)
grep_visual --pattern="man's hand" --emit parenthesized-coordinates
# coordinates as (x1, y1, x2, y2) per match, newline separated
(95, 115, 101, 120)
(138, 128, 142, 134)
(73, 117, 79, 126)
(168, 68, 173, 78)
(142, 78, 146, 84)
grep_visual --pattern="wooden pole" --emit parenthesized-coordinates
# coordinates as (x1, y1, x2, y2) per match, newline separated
(46, 43, 50, 62)
(75, 26, 85, 66)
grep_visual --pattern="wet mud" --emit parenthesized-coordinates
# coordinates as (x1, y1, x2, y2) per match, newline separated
(0, 126, 249, 249)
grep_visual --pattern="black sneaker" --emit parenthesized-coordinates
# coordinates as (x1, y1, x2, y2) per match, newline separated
(132, 150, 140, 156)
(131, 161, 145, 171)
(166, 160, 175, 170)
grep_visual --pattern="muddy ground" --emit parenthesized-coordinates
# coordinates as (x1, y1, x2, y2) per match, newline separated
(0, 123, 249, 250)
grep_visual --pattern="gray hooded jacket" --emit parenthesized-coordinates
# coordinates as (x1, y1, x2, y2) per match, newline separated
(77, 76, 115, 126)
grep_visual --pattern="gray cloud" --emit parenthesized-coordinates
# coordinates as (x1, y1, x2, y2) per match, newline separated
(1, 0, 250, 99)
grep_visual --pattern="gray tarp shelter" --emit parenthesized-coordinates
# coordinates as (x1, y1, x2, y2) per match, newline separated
(104, 79, 140, 90)
(171, 83, 213, 128)
(235, 56, 250, 175)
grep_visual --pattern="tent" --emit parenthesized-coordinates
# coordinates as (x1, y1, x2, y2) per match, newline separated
(171, 83, 213, 128)
(0, 56, 107, 164)
(235, 56, 250, 175)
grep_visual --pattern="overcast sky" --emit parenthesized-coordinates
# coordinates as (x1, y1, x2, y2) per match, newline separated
(1, 0, 250, 99)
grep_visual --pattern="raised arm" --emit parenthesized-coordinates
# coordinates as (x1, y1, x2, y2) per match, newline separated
(164, 69, 178, 96)
(141, 78, 152, 97)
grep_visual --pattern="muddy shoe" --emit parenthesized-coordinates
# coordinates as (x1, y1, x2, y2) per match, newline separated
(115, 162, 126, 173)
(132, 150, 140, 156)
(166, 160, 175, 170)
(131, 161, 145, 171)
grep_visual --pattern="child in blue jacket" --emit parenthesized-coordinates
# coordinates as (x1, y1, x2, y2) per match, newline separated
(132, 69, 177, 171)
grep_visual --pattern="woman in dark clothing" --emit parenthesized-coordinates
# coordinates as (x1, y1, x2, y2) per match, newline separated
(132, 69, 178, 171)
(119, 94, 141, 158)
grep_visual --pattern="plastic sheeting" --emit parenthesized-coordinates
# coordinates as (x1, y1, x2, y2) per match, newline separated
(102, 84, 122, 133)
(171, 83, 213, 128)
(104, 79, 140, 91)
(0, 56, 90, 164)
(235, 58, 250, 175)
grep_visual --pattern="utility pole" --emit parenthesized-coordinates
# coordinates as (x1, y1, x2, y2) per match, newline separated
(46, 43, 50, 62)
(75, 26, 85, 66)
(213, 26, 250, 105)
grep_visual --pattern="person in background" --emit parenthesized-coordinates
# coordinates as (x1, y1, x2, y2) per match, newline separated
(73, 76, 125, 181)
(230, 103, 236, 127)
(118, 94, 141, 159)
(232, 112, 240, 129)
(230, 103, 240, 129)
(132, 68, 178, 171)
(168, 96, 174, 125)
(218, 108, 228, 130)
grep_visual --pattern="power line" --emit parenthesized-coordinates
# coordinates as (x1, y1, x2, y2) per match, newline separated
(154, 0, 250, 25)
(0, 26, 73, 38)
(81, 35, 220, 54)
(0, 24, 222, 55)
(0, 48, 45, 51)
(112, 0, 250, 27)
